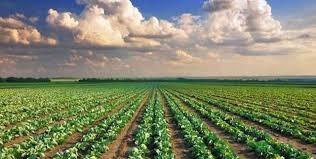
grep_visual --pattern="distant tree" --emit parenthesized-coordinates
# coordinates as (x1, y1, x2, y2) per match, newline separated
(76, 77, 316, 84)
(6, 77, 18, 82)
(5, 77, 50, 83)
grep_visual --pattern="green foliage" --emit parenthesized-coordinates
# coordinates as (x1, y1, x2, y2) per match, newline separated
(4, 77, 50, 82)
(0, 82, 314, 159)
(165, 89, 312, 159)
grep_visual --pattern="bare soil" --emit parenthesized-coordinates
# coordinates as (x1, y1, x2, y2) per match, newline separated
(238, 117, 316, 156)
(181, 92, 316, 157)
(43, 95, 134, 159)
(173, 92, 257, 159)
(4, 94, 124, 148)
(100, 95, 149, 159)
(4, 94, 123, 130)
(4, 118, 70, 147)
(160, 93, 191, 159)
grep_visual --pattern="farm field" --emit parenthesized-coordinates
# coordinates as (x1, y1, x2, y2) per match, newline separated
(0, 82, 315, 159)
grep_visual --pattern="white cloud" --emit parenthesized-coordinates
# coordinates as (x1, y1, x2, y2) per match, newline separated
(0, 56, 16, 65)
(75, 5, 125, 46)
(207, 52, 220, 60)
(46, 0, 184, 47)
(203, 0, 282, 44)
(176, 14, 201, 35)
(2, 0, 316, 77)
(171, 50, 202, 65)
(0, 16, 57, 45)
(47, 9, 79, 29)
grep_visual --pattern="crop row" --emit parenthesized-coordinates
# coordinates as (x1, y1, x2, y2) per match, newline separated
(166, 90, 312, 159)
(172, 89, 316, 143)
(162, 90, 239, 159)
(196, 89, 316, 130)
(0, 90, 134, 146)
(129, 90, 174, 159)
(0, 90, 147, 158)
(54, 91, 147, 158)
(192, 86, 316, 116)
(0, 88, 126, 128)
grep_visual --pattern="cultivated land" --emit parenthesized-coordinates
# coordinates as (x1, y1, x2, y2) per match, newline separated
(0, 82, 315, 159)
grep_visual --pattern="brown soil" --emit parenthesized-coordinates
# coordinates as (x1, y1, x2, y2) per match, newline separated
(3, 94, 126, 148)
(100, 94, 149, 159)
(171, 92, 258, 159)
(3, 135, 28, 148)
(174, 89, 316, 123)
(4, 119, 70, 148)
(177, 91, 316, 157)
(202, 119, 257, 159)
(43, 132, 83, 159)
(238, 117, 316, 156)
(4, 93, 123, 130)
(209, 94, 316, 129)
(197, 97, 316, 155)
(43, 95, 135, 159)
(207, 92, 316, 115)
(160, 92, 191, 159)
(3, 108, 67, 130)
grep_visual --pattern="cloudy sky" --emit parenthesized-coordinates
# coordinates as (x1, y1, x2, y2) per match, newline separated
(0, 0, 316, 77)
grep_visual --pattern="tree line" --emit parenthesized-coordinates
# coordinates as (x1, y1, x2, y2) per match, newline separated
(78, 78, 283, 83)
(0, 77, 51, 83)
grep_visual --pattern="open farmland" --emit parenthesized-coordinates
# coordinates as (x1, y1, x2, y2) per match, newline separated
(0, 82, 315, 159)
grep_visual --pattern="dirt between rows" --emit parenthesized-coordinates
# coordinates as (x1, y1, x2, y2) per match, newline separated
(171, 92, 257, 159)
(174, 91, 316, 157)
(160, 91, 191, 159)
(191, 95, 316, 155)
(172, 88, 316, 124)
(3, 94, 129, 148)
(208, 92, 316, 117)
(4, 118, 74, 148)
(100, 94, 149, 159)
(4, 103, 107, 148)
(43, 94, 141, 159)
(207, 93, 316, 130)
(4, 94, 123, 130)
(237, 118, 316, 156)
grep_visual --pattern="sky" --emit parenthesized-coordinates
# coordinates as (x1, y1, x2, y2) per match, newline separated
(0, 0, 316, 77)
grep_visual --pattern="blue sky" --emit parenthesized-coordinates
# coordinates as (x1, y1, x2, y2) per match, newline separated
(1, 0, 316, 77)
(1, 0, 316, 20)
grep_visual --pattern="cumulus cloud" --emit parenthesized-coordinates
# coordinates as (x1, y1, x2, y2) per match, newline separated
(2, 0, 316, 77)
(203, 0, 234, 12)
(62, 49, 127, 69)
(46, 0, 184, 48)
(0, 16, 57, 45)
(203, 0, 282, 44)
(47, 9, 79, 29)
(44, 0, 290, 56)
(170, 50, 202, 65)
(0, 53, 41, 76)
(176, 14, 201, 34)
(0, 56, 16, 65)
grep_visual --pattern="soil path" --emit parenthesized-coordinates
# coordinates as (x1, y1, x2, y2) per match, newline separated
(4, 94, 128, 148)
(42, 95, 138, 159)
(167, 91, 257, 159)
(3, 94, 123, 130)
(160, 91, 191, 159)
(238, 117, 316, 156)
(4, 117, 74, 148)
(174, 90, 316, 157)
(100, 94, 149, 159)
(189, 94, 316, 155)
